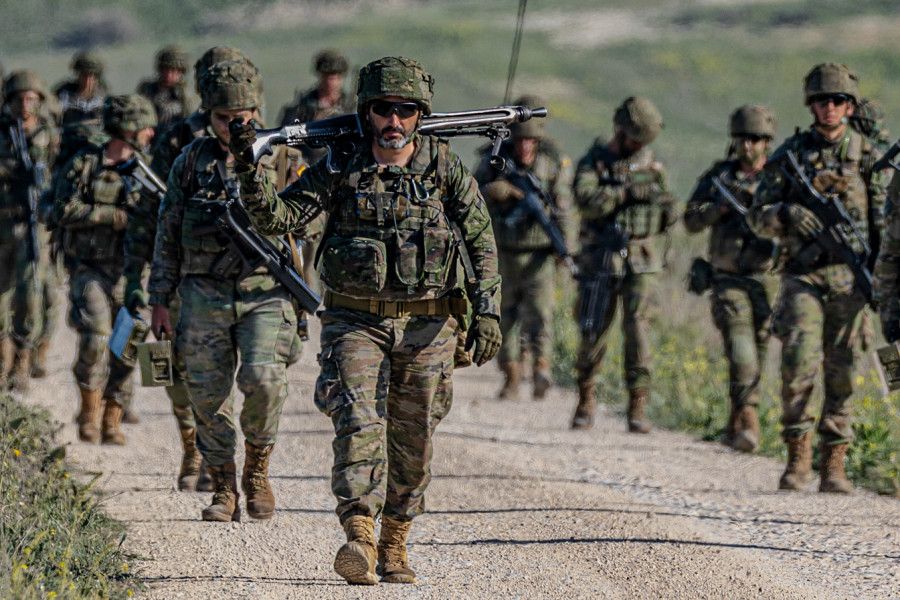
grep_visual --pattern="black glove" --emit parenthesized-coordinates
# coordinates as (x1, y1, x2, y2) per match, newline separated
(781, 204, 823, 241)
(465, 314, 502, 366)
(228, 118, 257, 172)
(882, 315, 900, 344)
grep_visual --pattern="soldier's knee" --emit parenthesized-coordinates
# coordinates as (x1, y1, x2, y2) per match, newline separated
(79, 333, 109, 365)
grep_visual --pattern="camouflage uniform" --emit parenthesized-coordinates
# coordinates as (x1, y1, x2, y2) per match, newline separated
(474, 105, 573, 399)
(572, 97, 676, 432)
(137, 45, 194, 137)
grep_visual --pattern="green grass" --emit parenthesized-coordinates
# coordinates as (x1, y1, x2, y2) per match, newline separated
(0, 396, 140, 599)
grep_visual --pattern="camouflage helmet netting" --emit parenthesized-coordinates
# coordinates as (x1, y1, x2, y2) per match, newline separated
(199, 58, 264, 111)
(729, 104, 776, 138)
(852, 98, 887, 139)
(357, 56, 434, 116)
(614, 96, 663, 145)
(510, 94, 546, 139)
(804, 62, 859, 105)
(103, 94, 157, 135)
(4, 70, 48, 101)
(156, 45, 189, 73)
(71, 51, 104, 75)
(194, 46, 249, 94)
(314, 49, 349, 75)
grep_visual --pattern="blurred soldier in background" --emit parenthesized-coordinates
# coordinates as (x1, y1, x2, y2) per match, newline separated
(475, 94, 573, 400)
(684, 105, 778, 453)
(51, 94, 156, 446)
(54, 51, 109, 174)
(137, 45, 194, 137)
(570, 97, 677, 432)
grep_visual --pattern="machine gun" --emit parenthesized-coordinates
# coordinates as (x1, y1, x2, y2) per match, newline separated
(780, 150, 873, 303)
(577, 222, 627, 334)
(9, 118, 45, 287)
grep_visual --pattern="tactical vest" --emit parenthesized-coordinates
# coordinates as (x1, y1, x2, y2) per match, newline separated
(318, 137, 458, 301)
(594, 144, 668, 240)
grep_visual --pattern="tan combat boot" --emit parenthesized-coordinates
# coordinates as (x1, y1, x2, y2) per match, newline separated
(100, 399, 126, 446)
(77, 388, 103, 444)
(627, 387, 652, 434)
(201, 462, 241, 522)
(730, 404, 760, 453)
(11, 348, 32, 393)
(177, 427, 204, 491)
(819, 442, 853, 494)
(377, 516, 416, 583)
(242, 442, 276, 519)
(0, 336, 14, 388)
(334, 515, 378, 585)
(571, 381, 595, 430)
(778, 432, 814, 491)
(497, 362, 520, 400)
(31, 339, 51, 378)
(532, 356, 552, 400)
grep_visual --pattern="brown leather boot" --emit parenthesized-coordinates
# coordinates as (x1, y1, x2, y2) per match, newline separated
(201, 462, 241, 522)
(819, 442, 853, 494)
(242, 442, 276, 519)
(498, 362, 520, 400)
(177, 427, 204, 491)
(0, 336, 14, 388)
(11, 348, 32, 393)
(570, 381, 595, 430)
(377, 516, 416, 583)
(730, 404, 760, 453)
(778, 432, 814, 491)
(532, 357, 552, 400)
(627, 387, 652, 434)
(334, 515, 378, 585)
(77, 388, 103, 444)
(100, 399, 126, 446)
(31, 339, 51, 378)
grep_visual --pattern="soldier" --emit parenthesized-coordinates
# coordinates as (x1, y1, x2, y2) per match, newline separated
(137, 45, 194, 137)
(474, 94, 573, 400)
(0, 71, 59, 391)
(684, 105, 778, 452)
(54, 51, 109, 175)
(569, 97, 676, 432)
(51, 94, 156, 446)
(749, 63, 889, 493)
(231, 56, 501, 585)
(148, 58, 303, 522)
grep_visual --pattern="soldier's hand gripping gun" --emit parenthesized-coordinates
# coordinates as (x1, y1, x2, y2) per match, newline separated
(10, 118, 45, 287)
(780, 150, 873, 303)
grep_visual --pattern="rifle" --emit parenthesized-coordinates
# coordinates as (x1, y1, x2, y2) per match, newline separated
(577, 223, 627, 333)
(710, 176, 749, 217)
(117, 155, 167, 200)
(873, 139, 900, 172)
(709, 175, 777, 272)
(249, 105, 548, 173)
(780, 150, 873, 302)
(9, 118, 45, 289)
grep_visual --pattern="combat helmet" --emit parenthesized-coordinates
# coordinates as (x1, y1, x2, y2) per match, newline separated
(193, 46, 251, 95)
(614, 96, 663, 145)
(804, 62, 859, 105)
(198, 58, 264, 111)
(4, 70, 48, 101)
(357, 56, 434, 116)
(729, 104, 776, 139)
(103, 94, 157, 137)
(156, 45, 189, 73)
(315, 49, 349, 75)
(71, 51, 104, 76)
(510, 94, 546, 139)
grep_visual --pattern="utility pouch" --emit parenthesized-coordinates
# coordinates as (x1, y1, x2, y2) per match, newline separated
(320, 236, 387, 296)
(137, 339, 174, 387)
(688, 257, 714, 295)
(108, 307, 150, 367)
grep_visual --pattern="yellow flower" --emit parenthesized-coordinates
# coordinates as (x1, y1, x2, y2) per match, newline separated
(13, 448, 20, 456)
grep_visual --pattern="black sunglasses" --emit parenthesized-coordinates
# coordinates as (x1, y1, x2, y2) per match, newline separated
(370, 100, 420, 119)
(811, 94, 850, 107)
(735, 134, 766, 143)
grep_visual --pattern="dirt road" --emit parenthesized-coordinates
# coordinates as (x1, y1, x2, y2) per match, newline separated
(26, 321, 900, 599)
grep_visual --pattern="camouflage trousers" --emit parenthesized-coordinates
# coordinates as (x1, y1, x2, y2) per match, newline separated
(772, 272, 866, 445)
(176, 275, 302, 468)
(36, 233, 64, 351)
(0, 222, 42, 350)
(315, 308, 456, 524)
(66, 262, 134, 406)
(576, 272, 654, 390)
(710, 273, 774, 408)
(497, 248, 556, 368)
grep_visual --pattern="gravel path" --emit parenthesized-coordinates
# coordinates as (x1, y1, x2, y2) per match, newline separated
(26, 320, 900, 599)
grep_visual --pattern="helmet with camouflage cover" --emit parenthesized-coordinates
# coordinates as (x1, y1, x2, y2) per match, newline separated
(614, 96, 663, 145)
(103, 94, 157, 136)
(509, 94, 546, 139)
(71, 51, 104, 76)
(314, 49, 349, 75)
(4, 70, 48, 101)
(804, 62, 859, 105)
(357, 56, 434, 116)
(199, 58, 264, 111)
(851, 98, 888, 141)
(729, 104, 776, 139)
(193, 46, 250, 94)
(156, 45, 189, 73)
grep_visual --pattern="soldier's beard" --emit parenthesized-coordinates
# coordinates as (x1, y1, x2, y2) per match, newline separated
(376, 126, 413, 150)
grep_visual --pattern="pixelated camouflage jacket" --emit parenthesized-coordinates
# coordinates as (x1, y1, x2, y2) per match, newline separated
(238, 134, 501, 317)
(0, 111, 58, 221)
(749, 126, 888, 287)
(277, 87, 356, 164)
(685, 159, 775, 275)
(573, 139, 677, 275)
(474, 138, 574, 252)
(136, 78, 194, 137)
